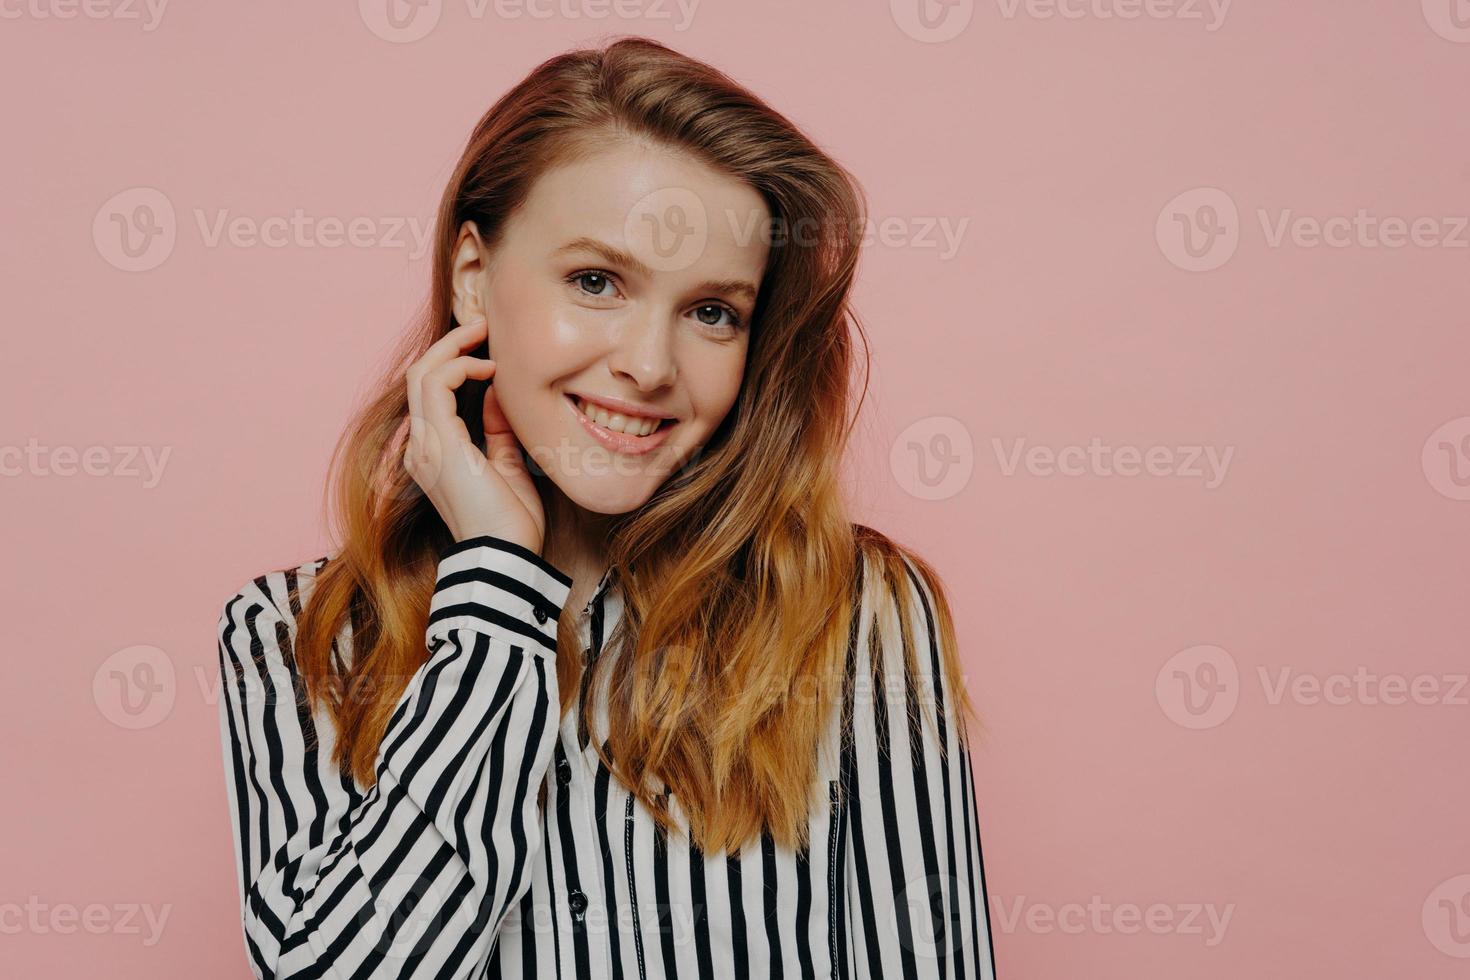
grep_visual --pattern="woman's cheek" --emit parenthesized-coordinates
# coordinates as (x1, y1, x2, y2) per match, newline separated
(699, 351, 747, 419)
(547, 309, 592, 347)
(482, 267, 545, 344)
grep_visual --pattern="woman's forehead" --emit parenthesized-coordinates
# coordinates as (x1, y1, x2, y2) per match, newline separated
(516, 142, 771, 274)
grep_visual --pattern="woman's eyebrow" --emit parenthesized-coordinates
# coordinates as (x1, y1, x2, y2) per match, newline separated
(554, 236, 759, 303)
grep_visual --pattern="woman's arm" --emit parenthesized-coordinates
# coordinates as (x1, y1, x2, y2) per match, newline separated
(842, 553, 997, 980)
(216, 535, 568, 979)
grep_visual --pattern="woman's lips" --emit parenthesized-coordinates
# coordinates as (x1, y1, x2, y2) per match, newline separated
(564, 394, 676, 456)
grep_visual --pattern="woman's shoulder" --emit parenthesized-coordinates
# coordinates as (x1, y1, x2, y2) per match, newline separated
(216, 551, 348, 687)
(846, 520, 979, 743)
(849, 521, 950, 612)
(217, 549, 335, 626)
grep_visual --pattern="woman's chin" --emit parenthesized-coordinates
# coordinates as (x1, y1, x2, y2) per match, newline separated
(551, 475, 658, 517)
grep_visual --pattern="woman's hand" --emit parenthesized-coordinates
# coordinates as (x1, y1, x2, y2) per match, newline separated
(403, 317, 545, 554)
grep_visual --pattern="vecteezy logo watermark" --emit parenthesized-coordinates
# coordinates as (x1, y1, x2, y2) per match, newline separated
(1422, 416, 1470, 501)
(992, 895, 1235, 946)
(1158, 186, 1470, 271)
(893, 429, 1234, 499)
(0, 898, 172, 945)
(0, 439, 172, 487)
(358, 0, 700, 42)
(890, 0, 976, 43)
(1421, 0, 1470, 43)
(1157, 645, 1468, 729)
(991, 437, 1234, 489)
(726, 210, 971, 260)
(0, 0, 169, 30)
(93, 187, 434, 271)
(891, 416, 976, 501)
(611, 198, 972, 274)
(93, 187, 177, 272)
(352, 878, 704, 945)
(624, 186, 709, 274)
(360, 873, 452, 960)
(1424, 874, 1470, 957)
(1156, 187, 1240, 272)
(1156, 645, 1239, 729)
(358, 0, 443, 41)
(93, 646, 175, 729)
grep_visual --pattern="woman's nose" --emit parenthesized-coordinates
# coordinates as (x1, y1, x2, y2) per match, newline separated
(606, 316, 677, 390)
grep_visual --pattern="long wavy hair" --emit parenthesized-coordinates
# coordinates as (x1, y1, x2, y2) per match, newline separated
(293, 36, 981, 855)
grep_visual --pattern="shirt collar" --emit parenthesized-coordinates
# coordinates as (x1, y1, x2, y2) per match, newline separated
(582, 564, 618, 617)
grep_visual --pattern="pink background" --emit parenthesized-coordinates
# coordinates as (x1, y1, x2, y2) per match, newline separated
(3, 2, 1468, 976)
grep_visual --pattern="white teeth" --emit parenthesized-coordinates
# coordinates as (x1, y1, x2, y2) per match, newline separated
(576, 397, 662, 437)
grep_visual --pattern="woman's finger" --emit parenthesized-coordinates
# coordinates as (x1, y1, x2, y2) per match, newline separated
(421, 354, 495, 431)
(406, 318, 487, 423)
(480, 365, 520, 460)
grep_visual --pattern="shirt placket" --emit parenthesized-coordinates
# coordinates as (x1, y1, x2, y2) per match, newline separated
(550, 575, 615, 979)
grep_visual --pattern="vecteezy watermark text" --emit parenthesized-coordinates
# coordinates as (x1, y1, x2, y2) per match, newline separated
(0, 897, 171, 946)
(1, 439, 170, 487)
(0, 0, 169, 30)
(357, 0, 701, 43)
(1157, 645, 1469, 729)
(1157, 187, 1470, 271)
(992, 437, 1234, 489)
(93, 188, 434, 272)
(992, 895, 1235, 946)
(993, 0, 1230, 31)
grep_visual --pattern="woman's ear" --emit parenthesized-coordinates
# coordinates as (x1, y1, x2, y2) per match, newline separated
(449, 219, 491, 326)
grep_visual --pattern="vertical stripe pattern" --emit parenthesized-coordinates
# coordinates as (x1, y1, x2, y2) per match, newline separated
(217, 535, 997, 979)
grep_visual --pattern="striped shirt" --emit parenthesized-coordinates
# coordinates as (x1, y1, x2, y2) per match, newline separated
(217, 533, 997, 979)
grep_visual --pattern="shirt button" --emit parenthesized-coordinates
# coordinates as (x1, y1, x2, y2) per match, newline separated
(568, 889, 588, 919)
(533, 605, 549, 625)
(556, 758, 572, 785)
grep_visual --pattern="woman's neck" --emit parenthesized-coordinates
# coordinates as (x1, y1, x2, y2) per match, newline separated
(538, 481, 615, 613)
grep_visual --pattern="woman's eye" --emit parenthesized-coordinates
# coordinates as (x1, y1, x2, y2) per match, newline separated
(693, 303, 743, 331)
(569, 270, 616, 297)
(565, 270, 744, 333)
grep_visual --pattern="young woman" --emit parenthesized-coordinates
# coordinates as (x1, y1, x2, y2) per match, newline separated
(216, 37, 995, 980)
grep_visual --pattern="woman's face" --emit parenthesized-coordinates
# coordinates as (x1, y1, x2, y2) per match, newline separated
(450, 138, 770, 515)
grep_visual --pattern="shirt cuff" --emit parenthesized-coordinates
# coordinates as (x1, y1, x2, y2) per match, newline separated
(426, 536, 573, 655)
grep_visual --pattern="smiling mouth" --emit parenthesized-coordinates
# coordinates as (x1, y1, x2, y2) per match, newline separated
(566, 394, 677, 438)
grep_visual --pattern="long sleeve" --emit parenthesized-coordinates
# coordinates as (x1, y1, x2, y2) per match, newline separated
(216, 535, 570, 979)
(841, 553, 997, 980)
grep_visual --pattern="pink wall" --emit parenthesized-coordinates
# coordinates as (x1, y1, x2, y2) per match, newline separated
(2, 2, 1467, 976)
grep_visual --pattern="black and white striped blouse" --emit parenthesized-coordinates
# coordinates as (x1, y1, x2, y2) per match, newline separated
(217, 534, 996, 979)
